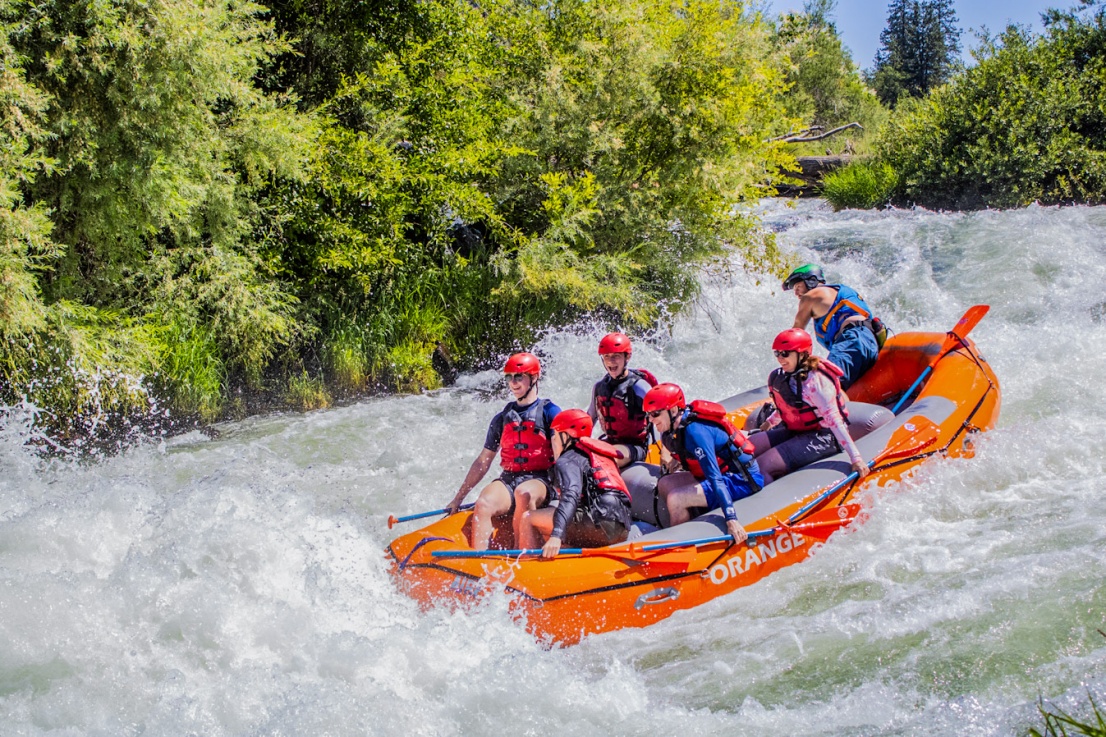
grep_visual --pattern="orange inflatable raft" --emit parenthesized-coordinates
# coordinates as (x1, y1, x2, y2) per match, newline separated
(386, 308, 1001, 645)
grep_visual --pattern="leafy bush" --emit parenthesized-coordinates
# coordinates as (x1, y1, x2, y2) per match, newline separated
(2, 0, 799, 447)
(821, 161, 898, 210)
(876, 5, 1106, 209)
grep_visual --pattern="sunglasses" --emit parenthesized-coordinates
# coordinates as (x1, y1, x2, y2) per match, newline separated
(646, 409, 667, 419)
(773, 350, 795, 359)
(505, 373, 530, 382)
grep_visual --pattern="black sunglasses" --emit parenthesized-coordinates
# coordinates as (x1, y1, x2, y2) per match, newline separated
(646, 409, 667, 419)
(505, 373, 530, 382)
(773, 350, 795, 359)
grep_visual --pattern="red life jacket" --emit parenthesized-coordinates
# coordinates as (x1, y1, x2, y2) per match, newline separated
(499, 399, 554, 472)
(575, 436, 632, 502)
(768, 361, 850, 432)
(594, 368, 659, 445)
(666, 400, 758, 485)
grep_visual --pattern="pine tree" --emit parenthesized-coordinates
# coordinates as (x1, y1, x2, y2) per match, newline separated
(868, 0, 960, 107)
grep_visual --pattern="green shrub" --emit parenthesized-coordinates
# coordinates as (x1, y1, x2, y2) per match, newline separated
(322, 323, 368, 394)
(875, 7, 1106, 209)
(821, 161, 899, 210)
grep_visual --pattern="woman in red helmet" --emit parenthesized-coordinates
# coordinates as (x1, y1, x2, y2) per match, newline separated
(751, 328, 868, 484)
(445, 352, 562, 550)
(587, 332, 658, 468)
(645, 383, 763, 544)
(519, 409, 633, 558)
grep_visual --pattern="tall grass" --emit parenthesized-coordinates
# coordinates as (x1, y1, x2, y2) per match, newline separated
(158, 320, 224, 421)
(821, 161, 899, 211)
(1029, 695, 1106, 737)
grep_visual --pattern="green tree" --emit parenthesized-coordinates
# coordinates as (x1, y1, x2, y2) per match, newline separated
(1, 0, 317, 434)
(869, 0, 960, 106)
(774, 0, 885, 133)
(876, 2, 1106, 209)
(0, 0, 55, 337)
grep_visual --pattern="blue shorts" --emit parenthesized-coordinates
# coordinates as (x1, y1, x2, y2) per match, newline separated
(827, 324, 879, 390)
(699, 466, 763, 512)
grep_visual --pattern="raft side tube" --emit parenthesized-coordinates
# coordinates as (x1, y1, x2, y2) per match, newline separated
(630, 396, 956, 544)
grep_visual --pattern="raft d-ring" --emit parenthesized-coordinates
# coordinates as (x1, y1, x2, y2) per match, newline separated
(634, 586, 680, 610)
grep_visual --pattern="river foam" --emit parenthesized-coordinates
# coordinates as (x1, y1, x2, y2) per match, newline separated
(2, 199, 1105, 735)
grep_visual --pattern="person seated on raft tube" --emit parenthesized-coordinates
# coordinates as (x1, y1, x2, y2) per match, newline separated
(519, 409, 633, 558)
(752, 328, 868, 485)
(445, 352, 562, 551)
(783, 263, 888, 390)
(587, 332, 659, 469)
(645, 383, 764, 544)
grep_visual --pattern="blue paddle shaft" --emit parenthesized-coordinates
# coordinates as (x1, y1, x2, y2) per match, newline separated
(394, 502, 474, 525)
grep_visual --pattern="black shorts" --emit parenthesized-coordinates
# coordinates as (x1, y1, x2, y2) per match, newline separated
(563, 492, 631, 547)
(762, 427, 840, 474)
(499, 471, 555, 515)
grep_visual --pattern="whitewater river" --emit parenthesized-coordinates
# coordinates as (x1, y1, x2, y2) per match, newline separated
(2, 200, 1105, 736)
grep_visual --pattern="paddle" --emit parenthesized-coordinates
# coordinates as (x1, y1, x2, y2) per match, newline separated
(786, 416, 940, 524)
(890, 305, 990, 415)
(388, 503, 475, 529)
(628, 528, 783, 555)
(430, 544, 698, 573)
(776, 503, 861, 541)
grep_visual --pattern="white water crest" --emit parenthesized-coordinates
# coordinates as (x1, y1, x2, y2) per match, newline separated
(3, 200, 1106, 736)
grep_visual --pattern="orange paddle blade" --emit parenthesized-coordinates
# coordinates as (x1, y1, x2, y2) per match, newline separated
(781, 503, 863, 541)
(877, 417, 940, 463)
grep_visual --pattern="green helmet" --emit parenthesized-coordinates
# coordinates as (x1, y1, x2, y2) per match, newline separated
(782, 264, 826, 291)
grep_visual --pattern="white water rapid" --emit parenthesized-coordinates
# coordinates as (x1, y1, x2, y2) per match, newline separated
(3, 199, 1105, 736)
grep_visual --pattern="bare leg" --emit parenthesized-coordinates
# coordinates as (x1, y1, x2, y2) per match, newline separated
(512, 478, 551, 543)
(519, 507, 556, 549)
(471, 480, 512, 551)
(612, 443, 637, 468)
(657, 471, 696, 525)
(754, 448, 788, 485)
(665, 480, 709, 527)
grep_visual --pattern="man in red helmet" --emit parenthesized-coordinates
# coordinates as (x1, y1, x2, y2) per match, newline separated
(519, 409, 633, 558)
(644, 383, 764, 543)
(446, 352, 562, 550)
(587, 332, 658, 468)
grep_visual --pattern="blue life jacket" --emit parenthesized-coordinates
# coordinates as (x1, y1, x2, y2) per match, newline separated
(815, 284, 875, 350)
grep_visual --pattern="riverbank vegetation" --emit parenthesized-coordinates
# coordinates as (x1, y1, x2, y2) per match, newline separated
(824, 1, 1106, 211)
(7, 0, 893, 447)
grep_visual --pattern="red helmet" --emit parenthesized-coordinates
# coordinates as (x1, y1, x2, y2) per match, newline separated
(502, 352, 541, 378)
(550, 409, 593, 439)
(643, 383, 686, 413)
(598, 332, 632, 355)
(773, 328, 813, 353)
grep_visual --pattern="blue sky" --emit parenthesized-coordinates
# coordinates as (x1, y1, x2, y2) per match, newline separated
(764, 0, 1070, 71)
